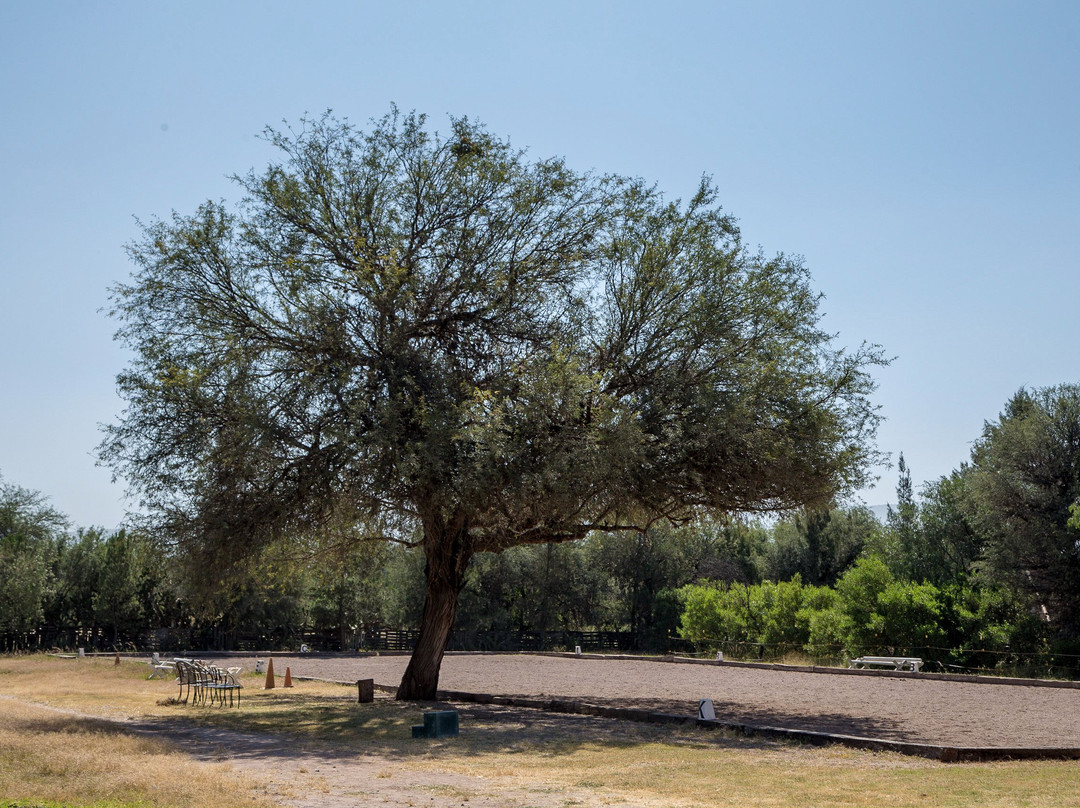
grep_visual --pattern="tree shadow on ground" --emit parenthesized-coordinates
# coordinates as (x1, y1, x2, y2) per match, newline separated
(4, 685, 927, 775)
(108, 695, 805, 767)
(598, 695, 920, 743)
(475, 691, 923, 744)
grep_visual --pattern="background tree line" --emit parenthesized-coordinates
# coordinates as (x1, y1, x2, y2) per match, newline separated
(4, 383, 1080, 676)
(1, 467, 766, 654)
(682, 383, 1080, 677)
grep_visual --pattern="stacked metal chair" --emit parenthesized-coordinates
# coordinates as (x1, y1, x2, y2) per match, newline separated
(173, 659, 242, 707)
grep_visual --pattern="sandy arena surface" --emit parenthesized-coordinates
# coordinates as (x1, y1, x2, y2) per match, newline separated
(224, 653, 1080, 749)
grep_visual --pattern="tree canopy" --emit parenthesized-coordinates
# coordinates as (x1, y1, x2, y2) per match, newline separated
(0, 472, 67, 634)
(102, 109, 886, 697)
(966, 385, 1080, 635)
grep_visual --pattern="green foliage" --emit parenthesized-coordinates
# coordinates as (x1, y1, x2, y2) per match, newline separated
(0, 476, 178, 647)
(874, 580, 946, 652)
(678, 582, 752, 647)
(915, 469, 982, 585)
(963, 585, 1047, 657)
(101, 107, 887, 695)
(516, 542, 599, 633)
(757, 577, 813, 647)
(0, 461, 1072, 674)
(682, 518, 768, 585)
(677, 555, 995, 665)
(38, 525, 182, 646)
(202, 547, 310, 643)
(833, 555, 894, 650)
(832, 556, 946, 656)
(965, 385, 1080, 636)
(678, 576, 838, 657)
(377, 544, 427, 629)
(456, 541, 599, 634)
(47, 527, 103, 626)
(760, 505, 878, 585)
(881, 453, 919, 576)
(0, 473, 66, 634)
(586, 528, 695, 639)
(92, 530, 154, 643)
(305, 539, 389, 646)
(867, 458, 982, 588)
(450, 519, 767, 650)
(803, 603, 849, 660)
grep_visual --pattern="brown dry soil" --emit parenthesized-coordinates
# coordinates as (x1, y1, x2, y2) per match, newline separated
(233, 653, 1080, 749)
(15, 695, 634, 808)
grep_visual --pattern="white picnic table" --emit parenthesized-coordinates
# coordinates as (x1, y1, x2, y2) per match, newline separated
(147, 654, 176, 679)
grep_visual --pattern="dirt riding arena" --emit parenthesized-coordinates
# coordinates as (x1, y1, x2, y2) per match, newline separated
(228, 653, 1080, 751)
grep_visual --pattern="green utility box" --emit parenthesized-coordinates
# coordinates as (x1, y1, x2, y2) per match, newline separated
(412, 710, 459, 738)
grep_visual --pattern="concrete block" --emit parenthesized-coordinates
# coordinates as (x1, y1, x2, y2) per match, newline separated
(413, 710, 459, 738)
(425, 710, 459, 737)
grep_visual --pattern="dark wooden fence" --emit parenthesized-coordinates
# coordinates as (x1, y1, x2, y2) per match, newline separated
(0, 624, 651, 655)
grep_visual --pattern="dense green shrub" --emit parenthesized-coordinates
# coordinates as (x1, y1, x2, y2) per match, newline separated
(676, 555, 1024, 666)
(678, 576, 840, 658)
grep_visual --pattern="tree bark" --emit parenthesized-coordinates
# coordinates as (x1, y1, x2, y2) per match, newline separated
(396, 512, 472, 700)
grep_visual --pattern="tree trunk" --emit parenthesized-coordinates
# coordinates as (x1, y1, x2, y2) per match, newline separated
(396, 512, 472, 700)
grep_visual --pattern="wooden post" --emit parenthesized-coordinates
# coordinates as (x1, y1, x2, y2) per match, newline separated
(357, 678, 374, 703)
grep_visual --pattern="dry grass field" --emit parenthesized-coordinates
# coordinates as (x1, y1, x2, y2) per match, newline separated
(2, 654, 1080, 807)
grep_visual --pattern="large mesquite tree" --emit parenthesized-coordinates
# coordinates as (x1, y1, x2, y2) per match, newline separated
(102, 110, 886, 698)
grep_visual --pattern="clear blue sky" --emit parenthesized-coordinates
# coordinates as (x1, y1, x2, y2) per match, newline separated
(2, 1, 1078, 529)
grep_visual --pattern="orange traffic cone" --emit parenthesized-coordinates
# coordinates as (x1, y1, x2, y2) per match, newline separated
(284, 666, 293, 687)
(264, 656, 275, 689)
(114, 652, 120, 666)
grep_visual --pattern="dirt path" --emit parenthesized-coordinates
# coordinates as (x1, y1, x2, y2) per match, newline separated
(228, 653, 1080, 749)
(4, 694, 610, 808)
(137, 718, 562, 808)
(142, 708, 621, 808)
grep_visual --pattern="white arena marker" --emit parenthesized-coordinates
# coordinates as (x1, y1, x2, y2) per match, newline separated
(716, 651, 724, 661)
(575, 646, 582, 656)
(698, 699, 716, 721)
